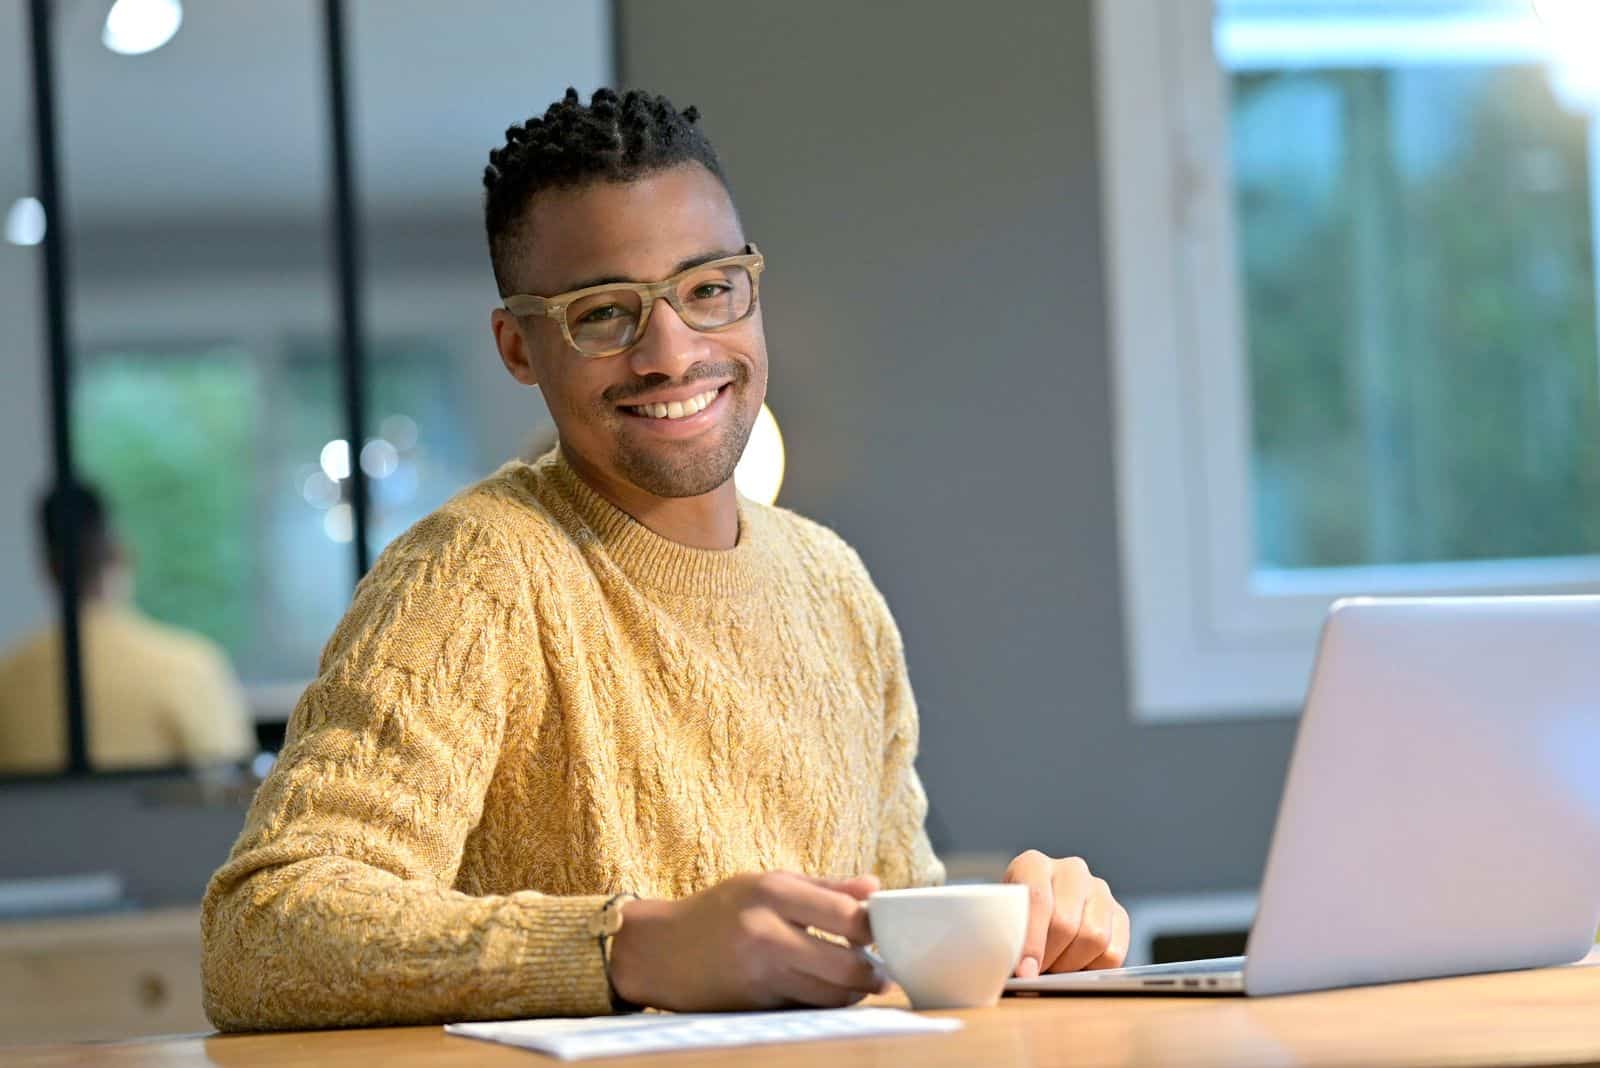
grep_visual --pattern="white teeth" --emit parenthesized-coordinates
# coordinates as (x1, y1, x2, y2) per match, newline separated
(630, 388, 720, 420)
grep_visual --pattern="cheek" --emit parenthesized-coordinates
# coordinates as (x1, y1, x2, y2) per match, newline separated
(746, 346, 770, 403)
(541, 362, 614, 418)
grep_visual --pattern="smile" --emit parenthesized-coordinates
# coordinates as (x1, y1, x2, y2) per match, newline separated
(616, 383, 733, 437)
(623, 387, 722, 420)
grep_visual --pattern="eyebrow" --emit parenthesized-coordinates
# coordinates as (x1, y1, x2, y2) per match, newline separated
(555, 247, 746, 295)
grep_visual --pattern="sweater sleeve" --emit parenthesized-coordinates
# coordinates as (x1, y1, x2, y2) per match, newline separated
(867, 588, 946, 891)
(200, 514, 613, 1031)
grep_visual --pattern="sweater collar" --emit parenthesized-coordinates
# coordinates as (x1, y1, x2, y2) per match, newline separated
(536, 446, 765, 598)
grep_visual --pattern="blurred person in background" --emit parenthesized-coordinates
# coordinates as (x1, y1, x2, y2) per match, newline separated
(0, 481, 256, 774)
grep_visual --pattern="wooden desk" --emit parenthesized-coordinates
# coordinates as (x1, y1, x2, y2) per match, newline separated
(9, 951, 1599, 1067)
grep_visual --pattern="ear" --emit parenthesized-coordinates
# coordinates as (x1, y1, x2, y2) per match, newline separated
(491, 308, 541, 387)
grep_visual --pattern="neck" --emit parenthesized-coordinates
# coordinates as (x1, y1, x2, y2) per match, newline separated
(560, 444, 740, 551)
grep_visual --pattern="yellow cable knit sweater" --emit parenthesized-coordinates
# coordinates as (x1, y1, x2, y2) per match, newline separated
(201, 447, 944, 1031)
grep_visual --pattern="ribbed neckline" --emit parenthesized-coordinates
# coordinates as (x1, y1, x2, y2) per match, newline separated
(531, 446, 767, 598)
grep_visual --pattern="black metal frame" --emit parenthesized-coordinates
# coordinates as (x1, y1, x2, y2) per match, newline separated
(322, 0, 373, 578)
(26, 0, 88, 777)
(22, 0, 378, 778)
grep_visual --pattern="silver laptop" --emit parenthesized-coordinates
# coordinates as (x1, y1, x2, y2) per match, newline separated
(1008, 596, 1600, 997)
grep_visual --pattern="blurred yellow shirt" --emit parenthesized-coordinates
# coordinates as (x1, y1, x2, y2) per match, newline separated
(0, 602, 255, 774)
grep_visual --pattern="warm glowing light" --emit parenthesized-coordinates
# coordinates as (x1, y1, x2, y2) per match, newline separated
(4, 197, 45, 246)
(102, 0, 183, 55)
(734, 403, 786, 506)
(323, 502, 354, 543)
(320, 439, 351, 482)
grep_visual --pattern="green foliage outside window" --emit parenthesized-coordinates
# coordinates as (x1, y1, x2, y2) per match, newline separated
(73, 349, 257, 654)
(70, 341, 473, 682)
(1235, 65, 1600, 569)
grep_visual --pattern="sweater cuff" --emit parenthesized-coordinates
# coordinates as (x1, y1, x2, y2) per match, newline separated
(476, 892, 616, 1019)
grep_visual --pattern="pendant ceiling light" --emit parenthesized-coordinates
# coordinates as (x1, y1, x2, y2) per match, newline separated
(102, 0, 183, 56)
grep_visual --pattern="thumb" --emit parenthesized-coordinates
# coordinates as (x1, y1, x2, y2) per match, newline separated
(800, 873, 881, 900)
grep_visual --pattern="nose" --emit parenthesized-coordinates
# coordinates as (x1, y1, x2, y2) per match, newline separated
(626, 297, 710, 379)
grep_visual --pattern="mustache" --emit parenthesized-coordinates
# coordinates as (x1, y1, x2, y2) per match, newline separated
(604, 363, 746, 405)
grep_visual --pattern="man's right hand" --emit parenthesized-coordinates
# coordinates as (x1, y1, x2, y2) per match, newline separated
(606, 871, 887, 1012)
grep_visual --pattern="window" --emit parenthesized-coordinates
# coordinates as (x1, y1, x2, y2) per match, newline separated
(1097, 0, 1600, 720)
(76, 339, 475, 692)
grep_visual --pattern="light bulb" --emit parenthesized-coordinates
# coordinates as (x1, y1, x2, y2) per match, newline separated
(320, 439, 351, 482)
(734, 403, 787, 506)
(102, 0, 183, 56)
(4, 197, 45, 246)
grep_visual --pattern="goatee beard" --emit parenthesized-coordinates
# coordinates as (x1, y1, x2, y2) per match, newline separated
(613, 386, 757, 498)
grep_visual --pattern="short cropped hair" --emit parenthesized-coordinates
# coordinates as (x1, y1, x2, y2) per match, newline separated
(482, 87, 728, 294)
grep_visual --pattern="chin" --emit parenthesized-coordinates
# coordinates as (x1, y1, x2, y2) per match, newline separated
(615, 425, 753, 499)
(617, 452, 740, 499)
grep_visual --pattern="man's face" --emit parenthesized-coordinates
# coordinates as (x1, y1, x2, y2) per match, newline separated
(495, 163, 767, 499)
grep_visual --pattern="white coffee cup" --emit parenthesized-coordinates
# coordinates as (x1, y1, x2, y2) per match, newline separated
(866, 884, 1029, 1010)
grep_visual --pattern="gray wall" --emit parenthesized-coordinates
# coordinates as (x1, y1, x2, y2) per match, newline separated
(0, 0, 1297, 904)
(620, 0, 1299, 895)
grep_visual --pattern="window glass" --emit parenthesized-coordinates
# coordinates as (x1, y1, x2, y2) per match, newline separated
(7, 0, 608, 775)
(285, 340, 479, 566)
(61, 0, 335, 767)
(1222, 2, 1600, 569)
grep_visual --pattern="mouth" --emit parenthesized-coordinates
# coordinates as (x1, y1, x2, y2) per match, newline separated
(616, 383, 732, 437)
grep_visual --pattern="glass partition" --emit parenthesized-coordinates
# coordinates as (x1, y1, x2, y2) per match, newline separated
(347, 0, 612, 551)
(59, 0, 339, 769)
(3, 0, 610, 777)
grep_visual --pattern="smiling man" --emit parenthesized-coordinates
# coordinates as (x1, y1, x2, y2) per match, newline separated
(200, 88, 1126, 1031)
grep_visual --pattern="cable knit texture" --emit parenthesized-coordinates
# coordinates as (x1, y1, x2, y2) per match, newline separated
(201, 447, 944, 1031)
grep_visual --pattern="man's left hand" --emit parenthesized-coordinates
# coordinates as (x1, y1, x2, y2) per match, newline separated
(1003, 850, 1129, 977)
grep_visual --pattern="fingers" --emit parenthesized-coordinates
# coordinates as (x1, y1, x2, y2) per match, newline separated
(799, 873, 881, 901)
(757, 873, 875, 945)
(1085, 903, 1132, 970)
(1004, 850, 1055, 979)
(1051, 875, 1114, 972)
(1006, 854, 1126, 975)
(785, 935, 888, 1001)
(1039, 858, 1096, 971)
(776, 964, 872, 1009)
(1042, 893, 1090, 973)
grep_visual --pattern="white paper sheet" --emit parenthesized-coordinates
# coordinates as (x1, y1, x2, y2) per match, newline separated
(445, 1006, 962, 1061)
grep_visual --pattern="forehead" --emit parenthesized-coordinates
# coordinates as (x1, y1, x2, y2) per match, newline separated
(519, 163, 745, 295)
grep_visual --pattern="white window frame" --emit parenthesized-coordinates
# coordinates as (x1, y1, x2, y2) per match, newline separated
(1095, 0, 1600, 722)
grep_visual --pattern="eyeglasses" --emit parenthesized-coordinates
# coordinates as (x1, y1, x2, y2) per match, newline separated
(502, 244, 765, 358)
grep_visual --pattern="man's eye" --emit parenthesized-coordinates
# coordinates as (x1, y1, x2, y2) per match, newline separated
(577, 304, 623, 324)
(690, 283, 731, 301)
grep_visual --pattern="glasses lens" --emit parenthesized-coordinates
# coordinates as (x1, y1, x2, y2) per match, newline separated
(675, 264, 754, 330)
(566, 290, 644, 354)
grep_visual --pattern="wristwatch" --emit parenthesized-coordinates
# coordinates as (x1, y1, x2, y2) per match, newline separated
(589, 892, 642, 1013)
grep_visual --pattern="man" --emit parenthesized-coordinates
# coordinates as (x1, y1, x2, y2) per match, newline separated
(0, 482, 255, 773)
(201, 88, 1126, 1030)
